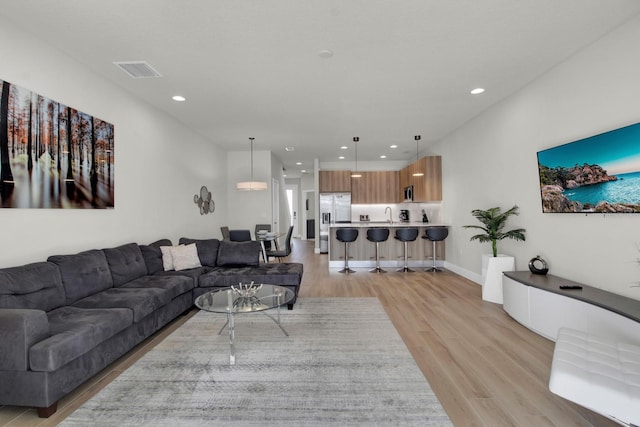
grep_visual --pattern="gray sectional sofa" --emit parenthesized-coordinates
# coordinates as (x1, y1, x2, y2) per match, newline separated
(0, 237, 303, 417)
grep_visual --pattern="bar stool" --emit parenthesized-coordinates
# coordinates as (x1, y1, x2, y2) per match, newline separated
(366, 228, 389, 273)
(336, 228, 359, 274)
(423, 227, 448, 272)
(394, 228, 419, 272)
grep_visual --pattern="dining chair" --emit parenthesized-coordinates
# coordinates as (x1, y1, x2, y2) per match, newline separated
(255, 224, 272, 250)
(265, 225, 294, 263)
(229, 229, 252, 242)
(220, 226, 230, 240)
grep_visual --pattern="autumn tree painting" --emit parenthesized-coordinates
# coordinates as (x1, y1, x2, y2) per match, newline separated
(0, 79, 114, 208)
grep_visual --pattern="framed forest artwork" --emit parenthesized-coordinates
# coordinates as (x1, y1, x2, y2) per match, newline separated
(0, 78, 114, 209)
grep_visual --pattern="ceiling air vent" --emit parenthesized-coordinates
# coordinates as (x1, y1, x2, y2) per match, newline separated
(113, 61, 162, 79)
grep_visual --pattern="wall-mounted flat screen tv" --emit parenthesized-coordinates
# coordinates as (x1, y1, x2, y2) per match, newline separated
(537, 121, 640, 213)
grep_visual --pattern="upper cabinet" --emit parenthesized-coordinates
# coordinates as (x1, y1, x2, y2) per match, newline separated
(320, 157, 441, 202)
(398, 156, 442, 202)
(351, 171, 399, 204)
(319, 170, 352, 193)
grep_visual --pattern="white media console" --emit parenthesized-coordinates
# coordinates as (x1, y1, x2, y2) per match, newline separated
(502, 271, 640, 345)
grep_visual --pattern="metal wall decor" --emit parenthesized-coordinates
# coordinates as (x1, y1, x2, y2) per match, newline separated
(194, 186, 215, 215)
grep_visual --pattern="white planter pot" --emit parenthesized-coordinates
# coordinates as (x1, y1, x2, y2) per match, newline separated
(482, 254, 515, 304)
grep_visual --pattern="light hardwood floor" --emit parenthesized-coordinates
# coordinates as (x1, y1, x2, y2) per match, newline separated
(0, 239, 617, 426)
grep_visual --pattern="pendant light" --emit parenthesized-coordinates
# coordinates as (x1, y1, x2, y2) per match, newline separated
(237, 137, 268, 191)
(412, 135, 424, 177)
(351, 137, 362, 178)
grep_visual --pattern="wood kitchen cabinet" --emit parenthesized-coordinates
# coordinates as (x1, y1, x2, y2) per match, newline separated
(398, 165, 412, 201)
(351, 171, 398, 203)
(413, 156, 442, 202)
(397, 156, 442, 202)
(319, 170, 351, 193)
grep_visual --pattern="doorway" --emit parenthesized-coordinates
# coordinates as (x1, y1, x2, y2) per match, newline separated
(285, 184, 299, 238)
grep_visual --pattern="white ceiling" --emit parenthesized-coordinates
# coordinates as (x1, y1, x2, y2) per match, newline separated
(2, 0, 640, 178)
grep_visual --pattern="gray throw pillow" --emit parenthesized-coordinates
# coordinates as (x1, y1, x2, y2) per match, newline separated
(216, 240, 260, 267)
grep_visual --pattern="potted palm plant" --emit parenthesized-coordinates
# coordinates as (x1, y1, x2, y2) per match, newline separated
(463, 205, 526, 304)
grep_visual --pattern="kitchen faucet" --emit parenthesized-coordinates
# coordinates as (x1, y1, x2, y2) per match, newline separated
(385, 206, 393, 223)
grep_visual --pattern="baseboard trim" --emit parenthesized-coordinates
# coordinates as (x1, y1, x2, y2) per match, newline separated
(444, 262, 482, 285)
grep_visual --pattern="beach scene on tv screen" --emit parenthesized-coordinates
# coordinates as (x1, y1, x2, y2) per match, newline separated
(537, 121, 640, 213)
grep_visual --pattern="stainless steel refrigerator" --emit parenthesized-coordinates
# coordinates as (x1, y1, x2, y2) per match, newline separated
(319, 193, 351, 253)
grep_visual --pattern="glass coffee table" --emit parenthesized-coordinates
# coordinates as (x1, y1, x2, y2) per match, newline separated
(195, 284, 294, 365)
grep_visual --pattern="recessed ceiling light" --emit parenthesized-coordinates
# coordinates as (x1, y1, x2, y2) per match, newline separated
(318, 49, 333, 58)
(380, 155, 387, 159)
(339, 156, 345, 160)
(285, 146, 295, 152)
(172, 95, 186, 102)
(296, 162, 302, 165)
(301, 169, 307, 173)
(470, 88, 485, 95)
(390, 145, 398, 149)
(340, 146, 348, 150)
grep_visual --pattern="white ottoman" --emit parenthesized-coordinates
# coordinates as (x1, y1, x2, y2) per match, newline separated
(549, 327, 640, 426)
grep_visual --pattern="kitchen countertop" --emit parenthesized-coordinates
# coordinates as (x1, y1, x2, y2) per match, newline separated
(329, 222, 449, 228)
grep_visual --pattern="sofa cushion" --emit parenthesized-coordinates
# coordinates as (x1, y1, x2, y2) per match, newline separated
(216, 240, 261, 267)
(171, 243, 202, 271)
(0, 262, 65, 311)
(199, 263, 303, 288)
(48, 250, 114, 305)
(139, 239, 173, 275)
(120, 274, 194, 300)
(103, 243, 148, 287)
(154, 266, 212, 286)
(71, 287, 172, 323)
(178, 237, 220, 267)
(29, 306, 133, 372)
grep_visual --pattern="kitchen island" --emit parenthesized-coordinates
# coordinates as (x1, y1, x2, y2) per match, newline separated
(328, 222, 449, 270)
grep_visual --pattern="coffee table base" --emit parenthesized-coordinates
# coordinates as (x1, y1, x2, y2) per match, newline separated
(216, 305, 289, 365)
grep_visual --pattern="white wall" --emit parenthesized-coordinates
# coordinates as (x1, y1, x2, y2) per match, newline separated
(435, 15, 640, 300)
(226, 149, 271, 232)
(0, 16, 228, 267)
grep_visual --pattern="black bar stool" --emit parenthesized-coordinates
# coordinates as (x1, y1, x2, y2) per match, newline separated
(336, 228, 359, 274)
(423, 227, 449, 272)
(366, 228, 389, 273)
(394, 228, 419, 272)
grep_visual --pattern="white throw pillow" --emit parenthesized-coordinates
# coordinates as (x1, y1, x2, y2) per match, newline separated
(160, 245, 177, 271)
(172, 243, 202, 271)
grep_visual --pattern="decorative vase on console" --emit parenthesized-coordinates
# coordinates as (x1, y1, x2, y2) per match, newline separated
(463, 205, 526, 304)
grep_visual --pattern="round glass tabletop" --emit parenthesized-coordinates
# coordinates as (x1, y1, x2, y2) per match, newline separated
(195, 284, 294, 314)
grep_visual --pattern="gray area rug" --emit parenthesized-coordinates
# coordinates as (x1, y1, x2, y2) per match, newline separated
(60, 297, 452, 426)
